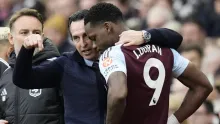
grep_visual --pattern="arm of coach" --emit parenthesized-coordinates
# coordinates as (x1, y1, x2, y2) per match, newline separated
(117, 28, 183, 49)
(13, 35, 63, 89)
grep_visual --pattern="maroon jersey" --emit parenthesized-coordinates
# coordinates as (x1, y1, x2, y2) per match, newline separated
(99, 44, 189, 124)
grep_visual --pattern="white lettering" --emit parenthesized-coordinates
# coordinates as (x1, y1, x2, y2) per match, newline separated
(157, 46, 162, 56)
(133, 50, 140, 59)
(137, 48, 144, 56)
(146, 45, 151, 53)
(133, 45, 163, 59)
(152, 45, 157, 53)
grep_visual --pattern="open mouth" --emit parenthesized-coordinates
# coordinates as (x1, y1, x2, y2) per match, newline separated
(82, 49, 92, 55)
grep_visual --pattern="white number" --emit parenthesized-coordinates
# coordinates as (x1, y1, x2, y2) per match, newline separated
(143, 58, 165, 106)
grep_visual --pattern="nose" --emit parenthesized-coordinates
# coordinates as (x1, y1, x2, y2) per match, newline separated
(80, 37, 88, 48)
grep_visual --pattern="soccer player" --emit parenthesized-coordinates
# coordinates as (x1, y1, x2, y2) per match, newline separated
(84, 3, 213, 124)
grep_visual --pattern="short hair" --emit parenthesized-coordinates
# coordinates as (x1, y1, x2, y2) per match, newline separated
(9, 8, 44, 30)
(68, 10, 89, 40)
(68, 9, 89, 29)
(84, 2, 124, 26)
(0, 27, 10, 44)
(180, 44, 204, 58)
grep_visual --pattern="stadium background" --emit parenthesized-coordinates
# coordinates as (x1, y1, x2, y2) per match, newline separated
(0, 0, 220, 123)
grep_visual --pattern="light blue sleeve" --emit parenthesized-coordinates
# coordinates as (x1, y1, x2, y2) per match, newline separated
(171, 49, 189, 78)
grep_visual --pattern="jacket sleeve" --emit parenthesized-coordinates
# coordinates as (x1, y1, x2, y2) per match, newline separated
(147, 28, 183, 50)
(13, 46, 63, 89)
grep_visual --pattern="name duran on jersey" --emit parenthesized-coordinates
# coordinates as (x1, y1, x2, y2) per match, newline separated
(133, 44, 162, 59)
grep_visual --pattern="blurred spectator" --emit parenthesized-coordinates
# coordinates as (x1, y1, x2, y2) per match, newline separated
(79, 0, 98, 10)
(180, 44, 204, 69)
(44, 0, 78, 20)
(180, 19, 206, 47)
(44, 0, 57, 18)
(162, 20, 182, 33)
(172, 0, 201, 21)
(12, 0, 46, 20)
(0, 0, 13, 26)
(104, 0, 142, 30)
(157, 0, 173, 10)
(147, 5, 173, 28)
(54, 0, 78, 19)
(44, 14, 75, 53)
(138, 0, 158, 19)
(125, 17, 142, 30)
(202, 44, 220, 82)
(213, 69, 220, 114)
(104, 0, 139, 20)
(195, 0, 220, 37)
(188, 100, 219, 124)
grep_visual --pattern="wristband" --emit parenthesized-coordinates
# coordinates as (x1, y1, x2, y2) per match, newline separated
(167, 114, 180, 124)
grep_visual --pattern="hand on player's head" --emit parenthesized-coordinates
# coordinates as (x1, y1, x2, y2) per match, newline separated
(23, 34, 44, 51)
(115, 30, 144, 46)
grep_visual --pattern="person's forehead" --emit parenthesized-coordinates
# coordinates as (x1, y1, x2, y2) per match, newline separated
(84, 22, 97, 36)
(70, 20, 86, 35)
(13, 16, 42, 31)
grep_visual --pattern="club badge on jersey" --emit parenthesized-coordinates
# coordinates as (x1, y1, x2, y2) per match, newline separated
(102, 57, 113, 67)
(29, 89, 42, 97)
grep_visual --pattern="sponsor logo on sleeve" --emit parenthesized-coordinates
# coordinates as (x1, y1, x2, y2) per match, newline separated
(103, 65, 119, 77)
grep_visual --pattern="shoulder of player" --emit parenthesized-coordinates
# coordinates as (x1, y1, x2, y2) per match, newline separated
(100, 45, 123, 60)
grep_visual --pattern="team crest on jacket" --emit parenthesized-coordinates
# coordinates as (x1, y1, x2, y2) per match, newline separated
(29, 89, 42, 97)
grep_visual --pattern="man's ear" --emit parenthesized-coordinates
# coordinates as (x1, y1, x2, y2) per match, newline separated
(104, 22, 112, 33)
(6, 45, 14, 58)
(8, 33, 14, 45)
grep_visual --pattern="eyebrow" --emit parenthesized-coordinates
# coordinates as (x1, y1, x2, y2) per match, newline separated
(19, 29, 42, 33)
(19, 29, 41, 31)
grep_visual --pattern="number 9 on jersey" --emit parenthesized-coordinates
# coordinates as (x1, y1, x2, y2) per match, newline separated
(143, 58, 165, 106)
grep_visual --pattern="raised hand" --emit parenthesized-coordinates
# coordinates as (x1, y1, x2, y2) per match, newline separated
(23, 34, 44, 51)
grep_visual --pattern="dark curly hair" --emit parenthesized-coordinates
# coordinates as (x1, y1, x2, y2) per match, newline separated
(84, 2, 124, 26)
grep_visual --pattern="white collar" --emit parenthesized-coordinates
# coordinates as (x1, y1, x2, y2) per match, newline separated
(84, 59, 94, 67)
(0, 58, 9, 67)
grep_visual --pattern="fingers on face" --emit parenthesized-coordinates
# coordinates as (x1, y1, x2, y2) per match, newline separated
(24, 34, 43, 50)
(35, 35, 43, 51)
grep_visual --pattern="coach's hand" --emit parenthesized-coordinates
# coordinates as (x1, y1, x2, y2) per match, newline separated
(0, 120, 8, 124)
(23, 34, 44, 51)
(115, 30, 144, 46)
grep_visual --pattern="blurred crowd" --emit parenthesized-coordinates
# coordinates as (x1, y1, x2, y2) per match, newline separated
(0, 0, 220, 123)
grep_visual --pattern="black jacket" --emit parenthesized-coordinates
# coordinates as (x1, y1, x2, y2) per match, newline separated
(0, 38, 64, 124)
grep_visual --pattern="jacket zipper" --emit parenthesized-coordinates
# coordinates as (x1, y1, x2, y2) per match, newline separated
(15, 87, 19, 124)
